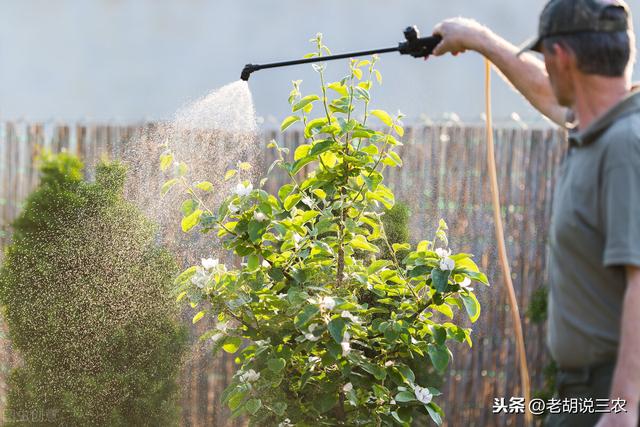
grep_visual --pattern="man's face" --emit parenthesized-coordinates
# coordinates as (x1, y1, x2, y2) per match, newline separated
(542, 43, 575, 107)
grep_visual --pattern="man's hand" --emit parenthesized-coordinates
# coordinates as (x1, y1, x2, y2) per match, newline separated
(600, 266, 640, 427)
(432, 18, 489, 57)
(430, 17, 568, 126)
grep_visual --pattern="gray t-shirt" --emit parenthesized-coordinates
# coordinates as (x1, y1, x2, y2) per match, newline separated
(548, 88, 640, 369)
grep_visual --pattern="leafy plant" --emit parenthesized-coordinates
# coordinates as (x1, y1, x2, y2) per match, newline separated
(0, 152, 188, 426)
(526, 286, 557, 405)
(162, 34, 489, 426)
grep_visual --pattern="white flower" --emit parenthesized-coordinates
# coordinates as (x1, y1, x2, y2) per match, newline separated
(216, 320, 229, 333)
(228, 202, 240, 213)
(341, 331, 351, 356)
(234, 182, 253, 197)
(302, 196, 314, 207)
(320, 296, 336, 311)
(253, 211, 267, 222)
(341, 341, 351, 356)
(292, 233, 302, 244)
(341, 311, 360, 323)
(201, 258, 219, 270)
(435, 247, 451, 258)
(343, 382, 353, 393)
(439, 257, 455, 271)
(190, 268, 209, 289)
(384, 360, 395, 367)
(414, 385, 433, 405)
(278, 419, 293, 427)
(239, 369, 260, 383)
(308, 356, 321, 364)
(458, 276, 474, 291)
(304, 323, 320, 341)
(210, 332, 224, 342)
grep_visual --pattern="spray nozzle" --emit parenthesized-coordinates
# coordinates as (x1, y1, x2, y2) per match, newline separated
(241, 64, 259, 81)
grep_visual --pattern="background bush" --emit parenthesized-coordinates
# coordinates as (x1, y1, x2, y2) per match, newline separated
(0, 152, 188, 426)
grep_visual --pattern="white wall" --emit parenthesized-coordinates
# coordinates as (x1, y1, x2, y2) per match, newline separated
(1, 0, 639, 125)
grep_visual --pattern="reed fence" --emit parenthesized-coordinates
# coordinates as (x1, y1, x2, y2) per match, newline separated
(0, 121, 566, 426)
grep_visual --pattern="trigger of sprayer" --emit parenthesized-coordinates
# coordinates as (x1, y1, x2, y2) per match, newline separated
(398, 26, 442, 58)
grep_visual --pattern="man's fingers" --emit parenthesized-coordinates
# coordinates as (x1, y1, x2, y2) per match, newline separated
(432, 23, 444, 37)
(432, 37, 449, 56)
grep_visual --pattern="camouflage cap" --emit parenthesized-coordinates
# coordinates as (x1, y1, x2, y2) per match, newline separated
(518, 0, 630, 55)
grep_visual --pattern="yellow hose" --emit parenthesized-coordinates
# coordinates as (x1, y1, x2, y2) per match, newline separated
(484, 58, 532, 425)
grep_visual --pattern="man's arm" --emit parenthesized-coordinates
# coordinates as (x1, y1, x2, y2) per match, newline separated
(595, 265, 640, 427)
(432, 18, 569, 126)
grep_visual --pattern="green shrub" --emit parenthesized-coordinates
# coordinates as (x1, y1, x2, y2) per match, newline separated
(0, 152, 188, 426)
(163, 35, 489, 426)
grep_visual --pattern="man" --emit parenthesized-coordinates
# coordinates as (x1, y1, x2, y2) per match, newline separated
(432, 1, 640, 426)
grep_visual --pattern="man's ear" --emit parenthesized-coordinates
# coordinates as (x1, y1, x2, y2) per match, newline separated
(553, 42, 576, 70)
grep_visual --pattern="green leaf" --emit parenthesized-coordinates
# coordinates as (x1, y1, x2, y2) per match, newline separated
(245, 398, 262, 415)
(431, 268, 450, 293)
(160, 152, 173, 171)
(280, 115, 301, 131)
(350, 235, 379, 253)
(176, 291, 187, 302)
(328, 82, 348, 96)
(394, 365, 416, 384)
(247, 254, 260, 271)
(284, 193, 302, 211)
(392, 243, 411, 252)
(426, 403, 444, 426)
(427, 343, 450, 373)
(312, 189, 326, 199)
(309, 140, 335, 156)
(278, 184, 295, 202)
(181, 199, 198, 216)
(294, 305, 319, 328)
(248, 220, 267, 242)
(181, 209, 203, 232)
(290, 156, 316, 175)
(292, 95, 320, 112)
(431, 325, 447, 345)
(328, 318, 347, 344)
(192, 311, 205, 324)
(313, 392, 337, 414)
(195, 181, 213, 191)
(304, 117, 328, 138)
(267, 358, 286, 373)
(161, 178, 178, 196)
(395, 391, 416, 403)
(370, 109, 393, 127)
(294, 144, 311, 161)
(225, 169, 237, 181)
(272, 402, 287, 416)
(433, 304, 454, 319)
(374, 69, 383, 84)
(460, 292, 481, 323)
(222, 337, 242, 353)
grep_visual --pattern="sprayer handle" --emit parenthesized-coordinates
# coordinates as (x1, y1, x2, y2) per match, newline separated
(398, 34, 442, 58)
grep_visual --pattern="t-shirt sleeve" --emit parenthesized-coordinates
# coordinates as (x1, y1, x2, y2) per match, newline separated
(602, 147, 640, 268)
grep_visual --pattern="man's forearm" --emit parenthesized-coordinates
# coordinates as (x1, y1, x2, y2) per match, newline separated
(609, 266, 640, 407)
(472, 29, 568, 126)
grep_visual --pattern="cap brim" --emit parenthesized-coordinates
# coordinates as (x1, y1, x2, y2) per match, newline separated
(517, 36, 542, 56)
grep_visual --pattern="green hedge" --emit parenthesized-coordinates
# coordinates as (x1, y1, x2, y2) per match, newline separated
(0, 153, 187, 426)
